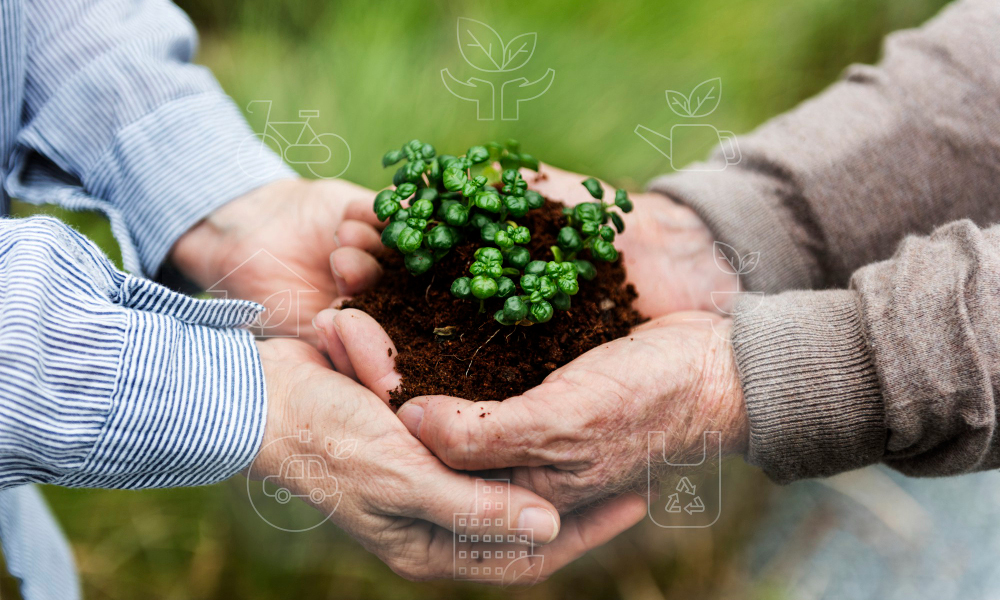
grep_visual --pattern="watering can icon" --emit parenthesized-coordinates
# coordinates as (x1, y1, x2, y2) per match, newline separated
(635, 124, 741, 172)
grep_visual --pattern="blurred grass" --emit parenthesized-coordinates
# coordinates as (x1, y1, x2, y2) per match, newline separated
(10, 0, 952, 597)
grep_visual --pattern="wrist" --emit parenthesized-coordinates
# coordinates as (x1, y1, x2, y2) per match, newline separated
(696, 319, 749, 456)
(169, 178, 301, 288)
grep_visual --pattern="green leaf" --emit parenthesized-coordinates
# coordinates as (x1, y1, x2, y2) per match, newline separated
(375, 198, 401, 222)
(614, 189, 634, 213)
(560, 262, 578, 277)
(474, 191, 503, 213)
(439, 155, 459, 169)
(538, 276, 557, 299)
(599, 225, 616, 242)
(519, 153, 539, 171)
(502, 296, 528, 321)
(581, 220, 600, 236)
(451, 277, 472, 299)
(524, 190, 545, 209)
(416, 187, 439, 202)
(474, 247, 503, 263)
(380, 220, 408, 249)
(574, 203, 603, 223)
(443, 203, 470, 226)
(405, 217, 427, 230)
(420, 143, 436, 159)
(470, 275, 498, 299)
(382, 149, 404, 167)
(573, 259, 597, 281)
(494, 309, 517, 326)
(503, 195, 530, 218)
(395, 182, 418, 199)
(556, 227, 583, 252)
(373, 189, 394, 210)
(396, 227, 423, 254)
(529, 299, 554, 323)
(552, 291, 571, 311)
(524, 260, 547, 275)
(462, 182, 481, 198)
(504, 246, 530, 269)
(480, 222, 499, 243)
(520, 273, 540, 292)
(443, 167, 468, 192)
(410, 199, 435, 220)
(581, 177, 604, 200)
(404, 248, 433, 275)
(592, 239, 619, 262)
(496, 276, 516, 298)
(426, 224, 458, 250)
(557, 277, 579, 295)
(494, 230, 513, 249)
(390, 208, 410, 222)
(470, 213, 493, 230)
(510, 226, 530, 244)
(467, 145, 490, 163)
(610, 212, 626, 233)
(392, 167, 408, 187)
(505, 139, 520, 152)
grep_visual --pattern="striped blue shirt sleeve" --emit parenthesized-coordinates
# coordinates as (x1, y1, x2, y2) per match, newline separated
(0, 215, 267, 489)
(4, 0, 294, 277)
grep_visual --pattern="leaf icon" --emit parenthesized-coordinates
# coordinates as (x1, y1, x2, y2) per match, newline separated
(257, 289, 293, 330)
(502, 32, 536, 71)
(457, 18, 505, 72)
(326, 437, 358, 460)
(713, 241, 741, 275)
(688, 78, 722, 118)
(502, 555, 544, 587)
(739, 251, 760, 275)
(666, 89, 691, 117)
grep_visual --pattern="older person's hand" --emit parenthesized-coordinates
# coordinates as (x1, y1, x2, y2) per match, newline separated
(318, 308, 748, 513)
(523, 164, 737, 316)
(171, 178, 386, 345)
(253, 331, 648, 583)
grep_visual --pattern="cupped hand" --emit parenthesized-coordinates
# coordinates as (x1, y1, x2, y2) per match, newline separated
(320, 308, 748, 513)
(253, 326, 648, 584)
(523, 164, 737, 316)
(171, 178, 386, 344)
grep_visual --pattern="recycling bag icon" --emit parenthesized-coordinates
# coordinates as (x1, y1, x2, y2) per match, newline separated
(647, 431, 722, 528)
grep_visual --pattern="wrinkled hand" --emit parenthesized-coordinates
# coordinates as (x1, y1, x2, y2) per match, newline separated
(252, 323, 648, 584)
(171, 178, 386, 344)
(524, 164, 737, 316)
(322, 309, 748, 513)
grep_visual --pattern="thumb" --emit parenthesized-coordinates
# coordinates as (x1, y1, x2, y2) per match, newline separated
(315, 308, 401, 403)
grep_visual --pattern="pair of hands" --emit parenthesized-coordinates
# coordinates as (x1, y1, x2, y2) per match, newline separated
(170, 167, 748, 583)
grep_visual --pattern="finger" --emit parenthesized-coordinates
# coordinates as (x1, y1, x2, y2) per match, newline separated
(521, 163, 615, 208)
(333, 308, 401, 403)
(313, 309, 358, 380)
(397, 395, 560, 470)
(343, 196, 384, 229)
(416, 492, 647, 584)
(334, 220, 382, 254)
(404, 472, 560, 548)
(330, 247, 382, 296)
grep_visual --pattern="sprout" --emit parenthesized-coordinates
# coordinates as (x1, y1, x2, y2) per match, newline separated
(376, 138, 630, 324)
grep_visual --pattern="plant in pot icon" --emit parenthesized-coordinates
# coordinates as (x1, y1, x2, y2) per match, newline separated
(635, 77, 741, 172)
(634, 124, 740, 172)
(263, 454, 342, 509)
(710, 242, 763, 316)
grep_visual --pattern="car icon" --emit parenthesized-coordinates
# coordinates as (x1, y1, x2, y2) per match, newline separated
(263, 454, 341, 506)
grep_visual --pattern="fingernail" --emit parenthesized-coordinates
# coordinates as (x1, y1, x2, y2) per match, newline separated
(333, 232, 341, 249)
(329, 253, 343, 279)
(517, 507, 559, 544)
(312, 317, 328, 353)
(397, 404, 424, 439)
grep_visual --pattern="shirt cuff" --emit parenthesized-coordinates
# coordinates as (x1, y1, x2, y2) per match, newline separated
(648, 167, 823, 294)
(731, 289, 886, 483)
(84, 92, 296, 277)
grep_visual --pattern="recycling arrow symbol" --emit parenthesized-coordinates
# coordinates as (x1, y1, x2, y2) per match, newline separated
(664, 493, 682, 513)
(684, 496, 705, 514)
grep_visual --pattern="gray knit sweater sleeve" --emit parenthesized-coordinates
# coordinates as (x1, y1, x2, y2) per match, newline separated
(648, 0, 1000, 482)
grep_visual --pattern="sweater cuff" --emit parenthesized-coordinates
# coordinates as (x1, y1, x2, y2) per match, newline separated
(731, 290, 886, 483)
(648, 168, 822, 293)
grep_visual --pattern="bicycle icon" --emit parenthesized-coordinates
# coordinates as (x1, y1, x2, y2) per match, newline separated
(238, 100, 351, 180)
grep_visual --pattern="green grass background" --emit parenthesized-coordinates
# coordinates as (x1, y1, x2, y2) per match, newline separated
(10, 0, 950, 597)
